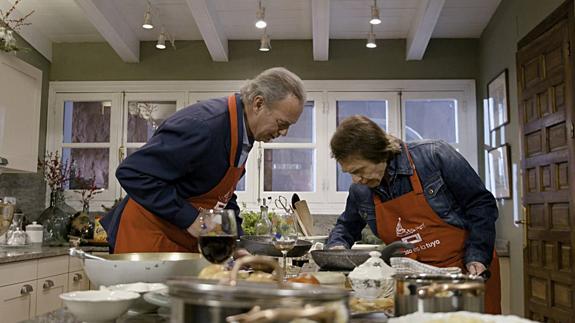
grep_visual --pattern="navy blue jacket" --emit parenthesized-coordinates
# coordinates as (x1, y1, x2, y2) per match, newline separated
(101, 94, 248, 249)
(326, 140, 498, 267)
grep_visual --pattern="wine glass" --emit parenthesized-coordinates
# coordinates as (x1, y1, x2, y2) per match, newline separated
(270, 212, 298, 281)
(198, 209, 238, 264)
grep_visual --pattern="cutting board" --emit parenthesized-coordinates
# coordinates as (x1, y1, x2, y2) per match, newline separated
(294, 200, 314, 236)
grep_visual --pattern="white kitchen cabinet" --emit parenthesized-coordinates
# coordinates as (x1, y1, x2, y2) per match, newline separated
(36, 273, 67, 316)
(0, 52, 42, 173)
(68, 270, 89, 292)
(0, 280, 37, 323)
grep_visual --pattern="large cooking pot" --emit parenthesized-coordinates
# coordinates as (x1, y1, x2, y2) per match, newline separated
(239, 235, 312, 258)
(311, 241, 413, 271)
(71, 249, 209, 287)
(394, 273, 485, 316)
(167, 256, 350, 323)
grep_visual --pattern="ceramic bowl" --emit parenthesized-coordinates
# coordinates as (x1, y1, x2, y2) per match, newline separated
(104, 282, 167, 314)
(60, 290, 140, 323)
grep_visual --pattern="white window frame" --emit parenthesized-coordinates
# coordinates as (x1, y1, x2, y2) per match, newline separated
(325, 92, 400, 208)
(48, 80, 477, 214)
(49, 92, 123, 209)
(401, 91, 477, 165)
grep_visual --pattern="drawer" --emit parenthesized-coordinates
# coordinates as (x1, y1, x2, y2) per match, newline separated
(38, 256, 68, 278)
(0, 279, 37, 323)
(68, 255, 83, 272)
(0, 260, 37, 287)
(36, 273, 68, 316)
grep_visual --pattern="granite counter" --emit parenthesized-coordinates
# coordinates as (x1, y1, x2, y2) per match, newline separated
(0, 245, 108, 264)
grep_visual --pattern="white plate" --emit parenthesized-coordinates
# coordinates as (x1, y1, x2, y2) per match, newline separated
(389, 311, 538, 323)
(351, 244, 381, 251)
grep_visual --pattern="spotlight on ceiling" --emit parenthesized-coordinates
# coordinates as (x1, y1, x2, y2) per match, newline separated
(366, 26, 377, 48)
(255, 1, 267, 29)
(142, 4, 154, 29)
(156, 31, 166, 49)
(369, 0, 381, 25)
(259, 33, 271, 52)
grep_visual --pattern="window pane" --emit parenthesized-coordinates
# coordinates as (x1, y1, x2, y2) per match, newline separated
(236, 176, 245, 191)
(128, 101, 177, 143)
(405, 99, 457, 143)
(336, 100, 388, 192)
(273, 101, 314, 143)
(62, 148, 109, 190)
(63, 101, 111, 143)
(264, 149, 314, 192)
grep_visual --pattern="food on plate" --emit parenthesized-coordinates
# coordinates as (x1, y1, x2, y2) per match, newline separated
(198, 264, 275, 282)
(245, 271, 276, 282)
(287, 273, 320, 285)
(388, 311, 538, 323)
(349, 296, 394, 313)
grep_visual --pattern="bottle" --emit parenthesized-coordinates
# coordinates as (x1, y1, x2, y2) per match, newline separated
(25, 221, 43, 244)
(254, 197, 272, 236)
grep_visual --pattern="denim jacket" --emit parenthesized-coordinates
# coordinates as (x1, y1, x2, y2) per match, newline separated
(326, 140, 498, 267)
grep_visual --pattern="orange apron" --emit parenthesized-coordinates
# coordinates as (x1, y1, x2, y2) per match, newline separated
(374, 145, 501, 314)
(114, 95, 245, 253)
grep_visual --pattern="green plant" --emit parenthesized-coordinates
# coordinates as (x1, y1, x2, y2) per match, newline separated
(240, 203, 276, 235)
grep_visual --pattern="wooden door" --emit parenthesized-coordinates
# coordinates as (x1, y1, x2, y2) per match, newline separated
(516, 1, 575, 322)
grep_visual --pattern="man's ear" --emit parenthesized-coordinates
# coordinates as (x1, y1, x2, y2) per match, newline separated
(253, 96, 264, 114)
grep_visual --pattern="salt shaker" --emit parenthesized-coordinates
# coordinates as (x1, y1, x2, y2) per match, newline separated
(26, 221, 43, 244)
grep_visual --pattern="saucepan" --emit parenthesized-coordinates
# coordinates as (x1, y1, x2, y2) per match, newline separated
(239, 235, 312, 258)
(69, 248, 209, 287)
(311, 241, 413, 271)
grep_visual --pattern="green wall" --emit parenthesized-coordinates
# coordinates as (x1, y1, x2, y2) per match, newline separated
(50, 39, 479, 81)
(478, 0, 565, 316)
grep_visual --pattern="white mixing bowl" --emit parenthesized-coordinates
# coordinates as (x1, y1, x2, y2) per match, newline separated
(60, 290, 140, 323)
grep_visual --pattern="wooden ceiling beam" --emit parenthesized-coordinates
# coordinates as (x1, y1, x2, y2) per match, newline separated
(184, 0, 228, 62)
(406, 0, 445, 60)
(312, 0, 330, 61)
(75, 0, 140, 63)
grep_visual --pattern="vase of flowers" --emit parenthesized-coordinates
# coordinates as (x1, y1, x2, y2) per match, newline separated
(0, 0, 34, 53)
(69, 177, 103, 241)
(37, 151, 76, 246)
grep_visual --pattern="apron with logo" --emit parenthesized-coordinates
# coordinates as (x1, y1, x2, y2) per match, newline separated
(373, 144, 501, 314)
(114, 95, 245, 253)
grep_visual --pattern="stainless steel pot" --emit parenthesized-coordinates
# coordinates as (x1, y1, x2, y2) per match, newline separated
(394, 273, 485, 316)
(167, 256, 350, 323)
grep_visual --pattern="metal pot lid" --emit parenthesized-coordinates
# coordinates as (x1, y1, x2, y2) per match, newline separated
(168, 277, 349, 302)
(393, 273, 483, 283)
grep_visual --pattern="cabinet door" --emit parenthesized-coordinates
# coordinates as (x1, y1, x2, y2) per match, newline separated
(36, 273, 68, 316)
(68, 270, 89, 292)
(0, 52, 42, 172)
(0, 280, 37, 323)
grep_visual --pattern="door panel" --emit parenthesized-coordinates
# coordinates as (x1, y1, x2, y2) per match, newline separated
(517, 2, 575, 322)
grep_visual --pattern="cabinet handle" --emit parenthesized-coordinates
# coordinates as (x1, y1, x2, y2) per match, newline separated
(20, 284, 33, 295)
(73, 273, 83, 282)
(43, 280, 55, 290)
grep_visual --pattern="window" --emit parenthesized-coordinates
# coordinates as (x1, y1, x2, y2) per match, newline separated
(49, 80, 476, 214)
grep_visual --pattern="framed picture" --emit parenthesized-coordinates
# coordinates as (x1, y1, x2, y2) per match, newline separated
(488, 144, 511, 199)
(487, 69, 509, 131)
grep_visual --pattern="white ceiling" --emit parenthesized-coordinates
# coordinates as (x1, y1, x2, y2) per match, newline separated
(1, 0, 501, 62)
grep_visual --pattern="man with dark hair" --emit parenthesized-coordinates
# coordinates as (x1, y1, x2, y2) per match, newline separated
(327, 115, 501, 314)
(101, 67, 305, 254)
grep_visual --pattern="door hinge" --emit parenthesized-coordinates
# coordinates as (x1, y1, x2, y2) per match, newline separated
(567, 41, 572, 57)
(570, 122, 574, 138)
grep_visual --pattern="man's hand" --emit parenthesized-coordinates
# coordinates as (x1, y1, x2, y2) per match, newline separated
(466, 261, 486, 275)
(186, 216, 203, 238)
(233, 248, 251, 260)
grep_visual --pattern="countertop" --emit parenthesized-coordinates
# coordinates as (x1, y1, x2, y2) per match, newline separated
(21, 308, 168, 323)
(0, 245, 109, 264)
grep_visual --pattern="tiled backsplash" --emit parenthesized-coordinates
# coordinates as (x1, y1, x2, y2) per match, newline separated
(0, 173, 46, 221)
